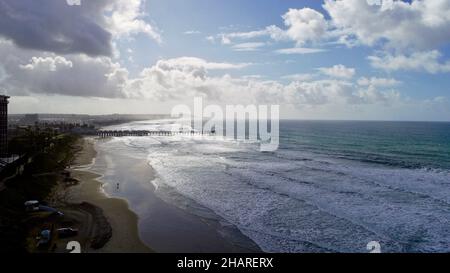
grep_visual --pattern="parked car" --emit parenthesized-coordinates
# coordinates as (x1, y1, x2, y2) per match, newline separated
(57, 228, 78, 238)
(24, 200, 40, 212)
(39, 205, 64, 216)
(24, 201, 64, 216)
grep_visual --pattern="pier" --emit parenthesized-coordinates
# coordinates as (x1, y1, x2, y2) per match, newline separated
(97, 130, 215, 138)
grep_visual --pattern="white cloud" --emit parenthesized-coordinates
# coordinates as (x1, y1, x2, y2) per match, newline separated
(422, 96, 450, 113)
(357, 77, 401, 87)
(122, 57, 257, 101)
(20, 56, 73, 72)
(215, 25, 287, 45)
(3, 52, 384, 108)
(219, 29, 271, 44)
(213, 1, 450, 75)
(220, 35, 232, 45)
(265, 25, 290, 41)
(275, 47, 326, 54)
(282, 8, 328, 45)
(106, 0, 161, 43)
(323, 0, 450, 51)
(231, 42, 265, 52)
(351, 85, 401, 105)
(154, 57, 251, 71)
(317, 64, 355, 79)
(0, 37, 421, 113)
(215, 8, 327, 48)
(368, 51, 450, 73)
(184, 30, 201, 35)
(281, 73, 316, 81)
(121, 56, 399, 108)
(242, 75, 263, 80)
(0, 40, 127, 98)
(284, 79, 399, 106)
(206, 36, 215, 43)
(0, 42, 252, 100)
(323, 0, 450, 75)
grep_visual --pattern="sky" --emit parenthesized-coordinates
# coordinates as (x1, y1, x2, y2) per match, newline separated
(0, 0, 450, 121)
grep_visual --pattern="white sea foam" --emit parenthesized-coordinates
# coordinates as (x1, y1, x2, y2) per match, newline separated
(97, 121, 450, 253)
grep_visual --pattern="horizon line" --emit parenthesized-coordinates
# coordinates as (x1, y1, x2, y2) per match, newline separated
(7, 113, 450, 123)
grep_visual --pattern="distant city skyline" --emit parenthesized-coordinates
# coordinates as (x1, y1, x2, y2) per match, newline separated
(0, 0, 450, 121)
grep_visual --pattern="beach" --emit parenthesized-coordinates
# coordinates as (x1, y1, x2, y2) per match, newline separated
(64, 137, 260, 253)
(60, 138, 151, 253)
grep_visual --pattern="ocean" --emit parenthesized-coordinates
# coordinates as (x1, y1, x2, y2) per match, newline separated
(93, 120, 450, 253)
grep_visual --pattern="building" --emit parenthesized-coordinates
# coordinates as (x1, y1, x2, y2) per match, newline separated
(19, 114, 39, 126)
(0, 95, 9, 158)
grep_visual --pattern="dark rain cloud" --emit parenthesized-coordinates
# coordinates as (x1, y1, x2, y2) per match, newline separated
(0, 0, 112, 56)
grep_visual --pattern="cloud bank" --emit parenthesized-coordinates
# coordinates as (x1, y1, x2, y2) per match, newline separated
(0, 0, 160, 57)
(0, 38, 399, 109)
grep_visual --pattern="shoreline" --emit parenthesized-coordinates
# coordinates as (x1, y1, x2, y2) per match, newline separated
(74, 136, 262, 253)
(65, 137, 152, 253)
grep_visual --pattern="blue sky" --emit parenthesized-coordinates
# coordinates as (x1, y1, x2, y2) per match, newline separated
(123, 0, 353, 74)
(122, 0, 450, 98)
(1, 0, 450, 120)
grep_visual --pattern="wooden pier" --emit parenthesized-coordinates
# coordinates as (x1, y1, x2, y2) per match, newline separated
(97, 130, 215, 138)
